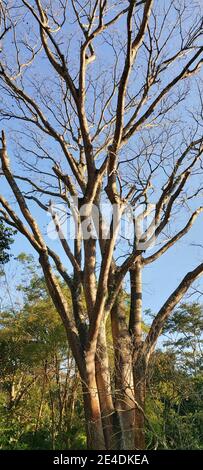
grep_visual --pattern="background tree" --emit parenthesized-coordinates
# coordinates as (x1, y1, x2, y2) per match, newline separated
(147, 303, 203, 449)
(0, 0, 203, 449)
(1, 262, 202, 449)
(0, 220, 15, 265)
(0, 254, 84, 450)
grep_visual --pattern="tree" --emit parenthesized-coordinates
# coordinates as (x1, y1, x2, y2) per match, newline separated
(0, 220, 15, 265)
(0, 0, 203, 449)
(147, 303, 203, 449)
(0, 254, 84, 450)
(162, 303, 203, 375)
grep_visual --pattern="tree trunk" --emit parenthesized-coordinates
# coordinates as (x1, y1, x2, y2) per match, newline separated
(133, 355, 147, 450)
(96, 324, 118, 449)
(130, 259, 146, 449)
(82, 351, 106, 450)
(116, 352, 136, 450)
(111, 298, 136, 449)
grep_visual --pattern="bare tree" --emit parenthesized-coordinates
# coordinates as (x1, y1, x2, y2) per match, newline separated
(0, 0, 203, 449)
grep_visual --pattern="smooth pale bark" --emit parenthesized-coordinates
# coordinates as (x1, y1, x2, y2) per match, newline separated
(111, 298, 136, 450)
(116, 351, 135, 450)
(82, 351, 106, 450)
(96, 324, 117, 449)
(130, 259, 146, 449)
(83, 236, 97, 314)
(133, 354, 147, 450)
(82, 389, 105, 450)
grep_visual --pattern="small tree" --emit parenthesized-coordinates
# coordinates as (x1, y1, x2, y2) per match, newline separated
(0, 255, 82, 449)
(0, 220, 15, 265)
(148, 303, 203, 449)
(0, 0, 203, 449)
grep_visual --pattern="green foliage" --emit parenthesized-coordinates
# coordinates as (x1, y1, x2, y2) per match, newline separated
(146, 303, 203, 449)
(0, 255, 202, 450)
(0, 221, 16, 265)
(0, 254, 85, 450)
